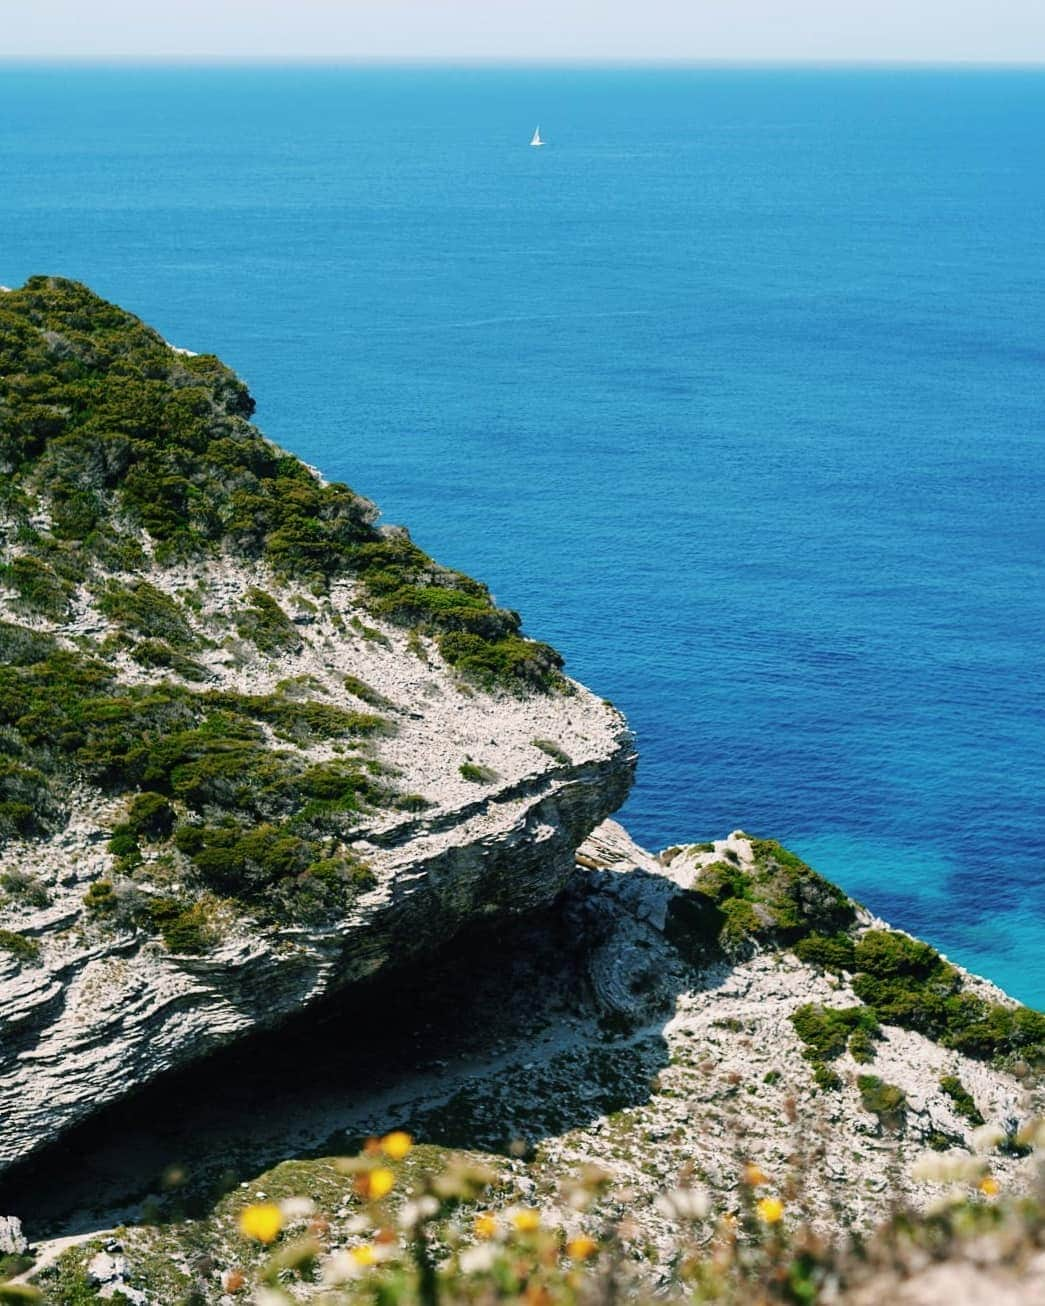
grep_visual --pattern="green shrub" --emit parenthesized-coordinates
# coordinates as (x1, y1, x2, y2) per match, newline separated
(939, 1074, 984, 1126)
(83, 880, 116, 913)
(129, 639, 207, 682)
(794, 931, 856, 973)
(0, 1251, 36, 1281)
(748, 839, 856, 939)
(0, 928, 40, 964)
(107, 827, 142, 866)
(342, 674, 393, 709)
(0, 554, 72, 619)
(438, 631, 565, 694)
(853, 928, 941, 980)
(233, 588, 302, 656)
(97, 579, 199, 650)
(0, 869, 50, 908)
(459, 761, 496, 784)
(812, 1061, 842, 1092)
(694, 861, 752, 905)
(791, 1004, 879, 1061)
(848, 1027, 877, 1064)
(719, 897, 761, 950)
(0, 620, 59, 666)
(850, 929, 1045, 1064)
(531, 738, 572, 765)
(857, 1074, 906, 1127)
(126, 790, 175, 839)
(147, 897, 216, 954)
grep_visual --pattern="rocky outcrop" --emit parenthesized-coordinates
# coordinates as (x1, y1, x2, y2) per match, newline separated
(0, 280, 634, 1176)
(0, 568, 632, 1175)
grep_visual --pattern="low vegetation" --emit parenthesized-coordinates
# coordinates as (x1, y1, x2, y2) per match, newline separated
(940, 1074, 985, 1126)
(0, 277, 564, 693)
(233, 587, 302, 656)
(17, 1130, 1045, 1306)
(664, 840, 856, 965)
(851, 928, 1045, 1067)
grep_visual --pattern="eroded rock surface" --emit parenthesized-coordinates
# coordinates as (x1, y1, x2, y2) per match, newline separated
(0, 279, 634, 1174)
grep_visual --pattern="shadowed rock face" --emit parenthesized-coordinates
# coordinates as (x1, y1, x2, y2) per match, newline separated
(0, 280, 635, 1175)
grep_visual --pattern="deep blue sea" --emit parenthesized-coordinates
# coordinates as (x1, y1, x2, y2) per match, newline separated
(1, 65, 1043, 1003)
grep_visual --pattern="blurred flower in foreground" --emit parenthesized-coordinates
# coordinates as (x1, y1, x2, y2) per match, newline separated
(566, 1235, 598, 1261)
(510, 1208, 541, 1233)
(398, 1195, 439, 1230)
(655, 1187, 710, 1221)
(473, 1212, 498, 1240)
(910, 1153, 987, 1185)
(355, 1166, 395, 1200)
(971, 1124, 1006, 1154)
(756, 1196, 785, 1225)
(279, 1197, 315, 1222)
(979, 1176, 1000, 1197)
(459, 1244, 498, 1274)
(381, 1130, 413, 1160)
(742, 1164, 768, 1187)
(238, 1202, 283, 1244)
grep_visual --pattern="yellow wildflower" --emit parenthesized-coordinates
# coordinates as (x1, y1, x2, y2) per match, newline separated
(238, 1202, 283, 1244)
(756, 1196, 785, 1225)
(474, 1213, 498, 1240)
(566, 1235, 598, 1261)
(979, 1176, 1000, 1197)
(368, 1167, 396, 1200)
(512, 1208, 541, 1233)
(351, 1245, 377, 1267)
(742, 1163, 768, 1187)
(381, 1131, 413, 1160)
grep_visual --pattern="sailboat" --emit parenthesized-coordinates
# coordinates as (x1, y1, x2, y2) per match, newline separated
(530, 125, 545, 148)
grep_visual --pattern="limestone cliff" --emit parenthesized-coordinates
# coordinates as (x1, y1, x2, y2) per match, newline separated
(0, 279, 634, 1174)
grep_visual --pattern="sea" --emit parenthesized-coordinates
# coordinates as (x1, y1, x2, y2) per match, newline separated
(1, 64, 1043, 1004)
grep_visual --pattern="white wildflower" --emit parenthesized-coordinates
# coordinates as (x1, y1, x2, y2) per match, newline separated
(654, 1187, 710, 1221)
(322, 1250, 360, 1285)
(910, 1151, 987, 1185)
(397, 1196, 439, 1230)
(279, 1196, 316, 1221)
(459, 1244, 497, 1274)
(971, 1124, 1006, 1154)
(253, 1288, 292, 1305)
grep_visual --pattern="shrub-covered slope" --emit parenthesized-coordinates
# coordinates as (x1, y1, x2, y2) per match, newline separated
(0, 279, 633, 1176)
(0, 276, 563, 689)
(7, 825, 1043, 1306)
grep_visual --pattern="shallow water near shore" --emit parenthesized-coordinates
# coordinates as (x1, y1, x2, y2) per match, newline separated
(1, 64, 1043, 1002)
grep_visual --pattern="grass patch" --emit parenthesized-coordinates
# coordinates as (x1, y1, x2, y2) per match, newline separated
(939, 1074, 984, 1126)
(791, 1004, 879, 1061)
(0, 928, 40, 964)
(857, 1074, 907, 1128)
(0, 276, 567, 692)
(232, 587, 302, 656)
(531, 738, 572, 765)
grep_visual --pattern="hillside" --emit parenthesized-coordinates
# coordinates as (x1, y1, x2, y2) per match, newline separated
(0, 280, 1043, 1306)
(0, 277, 632, 1172)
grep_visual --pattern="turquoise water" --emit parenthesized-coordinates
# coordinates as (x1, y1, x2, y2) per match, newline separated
(2, 65, 1043, 1003)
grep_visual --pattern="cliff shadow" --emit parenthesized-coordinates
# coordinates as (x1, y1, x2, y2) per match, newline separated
(0, 867, 724, 1240)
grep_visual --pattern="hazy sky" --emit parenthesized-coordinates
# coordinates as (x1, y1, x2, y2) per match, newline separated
(2, 0, 1044, 63)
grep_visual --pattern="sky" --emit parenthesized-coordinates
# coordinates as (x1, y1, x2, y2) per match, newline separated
(1, 0, 1044, 64)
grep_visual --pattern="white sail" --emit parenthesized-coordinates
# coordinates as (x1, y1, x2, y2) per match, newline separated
(530, 125, 544, 147)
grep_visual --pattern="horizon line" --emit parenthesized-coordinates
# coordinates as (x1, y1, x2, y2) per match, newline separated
(1, 55, 1045, 70)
